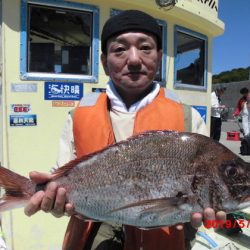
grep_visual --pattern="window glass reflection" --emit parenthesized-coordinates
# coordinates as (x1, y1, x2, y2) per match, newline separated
(176, 31, 205, 86)
(28, 4, 92, 75)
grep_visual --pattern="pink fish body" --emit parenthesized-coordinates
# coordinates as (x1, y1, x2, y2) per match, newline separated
(0, 130, 250, 228)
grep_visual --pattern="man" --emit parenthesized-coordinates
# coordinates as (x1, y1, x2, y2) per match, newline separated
(210, 87, 226, 141)
(25, 10, 226, 250)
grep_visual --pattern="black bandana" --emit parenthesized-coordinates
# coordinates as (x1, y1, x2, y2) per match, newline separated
(101, 10, 162, 54)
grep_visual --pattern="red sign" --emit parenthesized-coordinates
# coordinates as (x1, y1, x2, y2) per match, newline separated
(11, 104, 31, 113)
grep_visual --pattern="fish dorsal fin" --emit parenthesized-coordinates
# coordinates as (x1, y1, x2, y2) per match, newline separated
(51, 144, 115, 179)
(129, 130, 177, 139)
(51, 156, 91, 179)
(51, 130, 179, 180)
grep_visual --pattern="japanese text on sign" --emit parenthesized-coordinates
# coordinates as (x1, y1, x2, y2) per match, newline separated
(45, 82, 83, 100)
(10, 115, 37, 127)
(11, 104, 31, 113)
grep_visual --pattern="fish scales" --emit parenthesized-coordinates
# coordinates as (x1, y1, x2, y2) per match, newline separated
(53, 131, 250, 227)
(0, 130, 250, 228)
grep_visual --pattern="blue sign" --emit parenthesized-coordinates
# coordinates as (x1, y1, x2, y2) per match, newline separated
(10, 114, 37, 126)
(44, 82, 83, 100)
(192, 105, 207, 123)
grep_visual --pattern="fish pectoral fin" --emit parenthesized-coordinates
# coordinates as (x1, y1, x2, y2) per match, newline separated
(110, 195, 195, 214)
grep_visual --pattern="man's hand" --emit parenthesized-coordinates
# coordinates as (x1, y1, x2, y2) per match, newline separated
(175, 208, 227, 230)
(191, 208, 227, 229)
(24, 171, 74, 218)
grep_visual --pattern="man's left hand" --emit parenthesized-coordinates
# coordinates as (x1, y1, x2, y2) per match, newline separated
(175, 208, 227, 230)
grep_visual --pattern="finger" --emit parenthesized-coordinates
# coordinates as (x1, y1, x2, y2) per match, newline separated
(24, 191, 44, 216)
(191, 212, 203, 229)
(29, 171, 52, 184)
(203, 208, 216, 228)
(65, 203, 75, 217)
(51, 187, 67, 218)
(41, 182, 57, 212)
(175, 224, 183, 230)
(216, 211, 227, 224)
(204, 208, 216, 221)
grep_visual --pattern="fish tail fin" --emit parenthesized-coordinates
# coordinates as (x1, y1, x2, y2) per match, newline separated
(0, 166, 34, 212)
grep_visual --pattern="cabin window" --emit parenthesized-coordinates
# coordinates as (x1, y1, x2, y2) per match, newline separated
(154, 20, 167, 86)
(20, 0, 99, 82)
(174, 26, 207, 90)
(110, 9, 167, 86)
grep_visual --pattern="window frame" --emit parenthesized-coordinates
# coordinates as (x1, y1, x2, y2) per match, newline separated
(174, 25, 208, 91)
(20, 0, 99, 82)
(110, 9, 167, 86)
(156, 19, 167, 86)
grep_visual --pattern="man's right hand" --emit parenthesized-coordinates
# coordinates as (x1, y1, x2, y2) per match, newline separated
(24, 171, 74, 218)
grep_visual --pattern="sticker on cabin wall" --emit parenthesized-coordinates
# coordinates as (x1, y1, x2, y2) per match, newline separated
(192, 105, 207, 123)
(10, 114, 37, 127)
(44, 82, 83, 100)
(11, 104, 31, 113)
(11, 83, 37, 92)
(92, 88, 106, 93)
(52, 101, 75, 107)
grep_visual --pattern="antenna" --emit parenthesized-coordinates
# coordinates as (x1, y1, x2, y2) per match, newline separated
(155, 0, 177, 10)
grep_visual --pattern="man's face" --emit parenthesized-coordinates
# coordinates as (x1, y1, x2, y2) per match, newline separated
(101, 32, 162, 96)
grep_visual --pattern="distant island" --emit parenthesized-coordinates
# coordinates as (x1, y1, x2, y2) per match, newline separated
(212, 66, 250, 84)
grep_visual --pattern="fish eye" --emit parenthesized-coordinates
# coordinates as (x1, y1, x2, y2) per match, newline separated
(225, 166, 238, 177)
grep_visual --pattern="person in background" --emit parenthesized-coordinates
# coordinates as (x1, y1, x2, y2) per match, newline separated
(210, 87, 226, 141)
(232, 87, 249, 136)
(241, 91, 250, 137)
(24, 10, 227, 250)
(233, 87, 249, 118)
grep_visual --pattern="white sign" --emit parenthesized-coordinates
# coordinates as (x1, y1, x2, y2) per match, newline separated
(11, 83, 37, 92)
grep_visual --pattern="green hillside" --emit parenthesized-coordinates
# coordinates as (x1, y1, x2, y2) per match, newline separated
(212, 66, 250, 84)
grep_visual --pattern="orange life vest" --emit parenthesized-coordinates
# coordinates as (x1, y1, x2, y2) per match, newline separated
(63, 88, 188, 250)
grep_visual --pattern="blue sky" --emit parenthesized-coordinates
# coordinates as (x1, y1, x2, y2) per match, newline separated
(212, 0, 250, 75)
